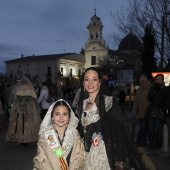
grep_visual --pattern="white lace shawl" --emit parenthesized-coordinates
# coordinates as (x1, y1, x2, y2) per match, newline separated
(81, 95, 113, 126)
(39, 99, 78, 135)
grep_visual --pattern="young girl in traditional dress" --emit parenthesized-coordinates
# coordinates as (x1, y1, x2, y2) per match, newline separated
(33, 99, 85, 170)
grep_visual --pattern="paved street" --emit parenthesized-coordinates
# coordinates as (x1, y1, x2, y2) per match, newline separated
(124, 106, 170, 170)
(0, 103, 170, 170)
(0, 122, 37, 170)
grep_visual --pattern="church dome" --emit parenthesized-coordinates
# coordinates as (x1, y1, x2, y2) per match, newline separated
(118, 33, 142, 51)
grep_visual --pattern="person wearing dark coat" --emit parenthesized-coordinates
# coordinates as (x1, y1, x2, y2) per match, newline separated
(146, 74, 169, 155)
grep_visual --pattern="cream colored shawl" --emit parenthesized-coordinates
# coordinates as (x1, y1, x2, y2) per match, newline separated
(15, 75, 37, 99)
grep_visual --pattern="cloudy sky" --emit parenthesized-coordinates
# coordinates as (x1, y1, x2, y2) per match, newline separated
(0, 0, 128, 73)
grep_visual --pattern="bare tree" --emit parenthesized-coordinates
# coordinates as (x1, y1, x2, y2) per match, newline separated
(110, 0, 170, 69)
(97, 55, 117, 77)
(141, 23, 157, 79)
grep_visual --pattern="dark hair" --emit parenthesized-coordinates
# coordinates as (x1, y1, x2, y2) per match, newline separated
(82, 67, 102, 80)
(139, 73, 149, 80)
(51, 100, 71, 118)
(42, 82, 48, 86)
(42, 81, 55, 96)
(155, 74, 164, 80)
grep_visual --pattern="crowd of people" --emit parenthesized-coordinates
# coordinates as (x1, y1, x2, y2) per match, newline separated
(0, 68, 170, 169)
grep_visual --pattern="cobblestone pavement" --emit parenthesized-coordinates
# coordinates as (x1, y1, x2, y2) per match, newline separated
(0, 122, 37, 170)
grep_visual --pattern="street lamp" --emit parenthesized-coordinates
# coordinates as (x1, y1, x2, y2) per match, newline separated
(117, 59, 125, 69)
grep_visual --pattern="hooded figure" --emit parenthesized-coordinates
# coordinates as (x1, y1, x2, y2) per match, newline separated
(6, 75, 41, 144)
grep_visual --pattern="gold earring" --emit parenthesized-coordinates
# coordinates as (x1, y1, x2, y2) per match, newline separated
(84, 87, 86, 91)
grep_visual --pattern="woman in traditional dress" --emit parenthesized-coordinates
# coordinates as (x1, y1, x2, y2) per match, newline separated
(33, 99, 85, 170)
(6, 75, 41, 146)
(76, 67, 146, 170)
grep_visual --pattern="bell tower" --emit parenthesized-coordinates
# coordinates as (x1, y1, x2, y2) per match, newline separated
(85, 9, 106, 48)
(84, 9, 108, 68)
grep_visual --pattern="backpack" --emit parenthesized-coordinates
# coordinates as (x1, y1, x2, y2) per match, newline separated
(44, 92, 53, 103)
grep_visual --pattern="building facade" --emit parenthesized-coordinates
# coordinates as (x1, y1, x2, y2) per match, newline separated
(5, 53, 85, 85)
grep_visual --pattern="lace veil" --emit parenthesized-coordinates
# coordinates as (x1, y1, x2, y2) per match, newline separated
(39, 99, 78, 135)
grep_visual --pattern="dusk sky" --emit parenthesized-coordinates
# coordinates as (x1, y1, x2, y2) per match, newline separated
(0, 0, 128, 73)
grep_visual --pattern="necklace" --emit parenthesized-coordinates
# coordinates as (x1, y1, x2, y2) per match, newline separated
(87, 97, 95, 108)
(55, 129, 64, 135)
(55, 126, 67, 141)
(55, 128, 67, 145)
